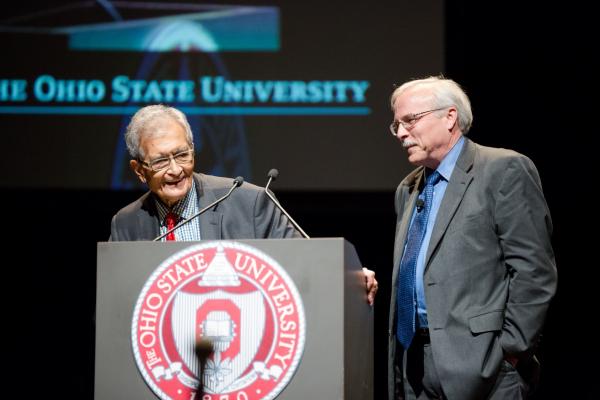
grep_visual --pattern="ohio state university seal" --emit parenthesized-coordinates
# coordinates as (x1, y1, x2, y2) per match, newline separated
(131, 241, 306, 400)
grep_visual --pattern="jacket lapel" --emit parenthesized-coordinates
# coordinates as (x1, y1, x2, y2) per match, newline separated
(195, 173, 223, 240)
(140, 193, 161, 240)
(424, 139, 476, 270)
(390, 169, 423, 326)
(393, 168, 424, 271)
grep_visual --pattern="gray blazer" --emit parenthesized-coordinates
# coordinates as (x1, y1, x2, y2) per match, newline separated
(110, 173, 300, 241)
(388, 138, 557, 400)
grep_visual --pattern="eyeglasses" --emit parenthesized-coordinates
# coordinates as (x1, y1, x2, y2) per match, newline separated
(389, 107, 449, 136)
(139, 149, 194, 172)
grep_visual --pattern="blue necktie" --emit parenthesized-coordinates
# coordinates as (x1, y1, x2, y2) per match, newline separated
(396, 170, 441, 349)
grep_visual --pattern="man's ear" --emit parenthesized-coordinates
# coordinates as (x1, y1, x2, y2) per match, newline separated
(446, 107, 458, 131)
(130, 159, 147, 183)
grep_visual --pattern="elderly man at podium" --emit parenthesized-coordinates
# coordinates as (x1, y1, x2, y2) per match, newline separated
(109, 104, 378, 304)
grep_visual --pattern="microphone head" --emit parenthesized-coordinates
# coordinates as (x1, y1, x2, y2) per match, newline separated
(267, 168, 279, 180)
(195, 338, 214, 358)
(416, 199, 425, 210)
(233, 176, 244, 186)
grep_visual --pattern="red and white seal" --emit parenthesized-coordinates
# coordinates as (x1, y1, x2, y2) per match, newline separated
(131, 241, 306, 400)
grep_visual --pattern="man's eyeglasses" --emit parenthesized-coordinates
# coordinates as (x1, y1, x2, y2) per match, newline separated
(389, 107, 449, 136)
(139, 149, 194, 172)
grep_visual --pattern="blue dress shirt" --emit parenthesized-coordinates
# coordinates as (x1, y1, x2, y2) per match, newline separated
(412, 136, 465, 328)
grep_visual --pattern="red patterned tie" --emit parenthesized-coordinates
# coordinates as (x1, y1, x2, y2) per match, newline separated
(165, 212, 177, 241)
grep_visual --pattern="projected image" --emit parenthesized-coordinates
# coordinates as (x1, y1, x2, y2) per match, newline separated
(1, 2, 279, 188)
(108, 49, 252, 189)
(1, 1, 444, 190)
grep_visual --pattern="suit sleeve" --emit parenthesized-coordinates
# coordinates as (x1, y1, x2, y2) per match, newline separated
(109, 215, 119, 241)
(495, 155, 557, 355)
(253, 189, 302, 238)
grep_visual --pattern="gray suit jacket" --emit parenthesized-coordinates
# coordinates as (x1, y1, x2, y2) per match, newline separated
(388, 138, 557, 400)
(110, 173, 300, 241)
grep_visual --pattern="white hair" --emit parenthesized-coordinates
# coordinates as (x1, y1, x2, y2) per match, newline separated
(391, 76, 473, 134)
(125, 104, 194, 159)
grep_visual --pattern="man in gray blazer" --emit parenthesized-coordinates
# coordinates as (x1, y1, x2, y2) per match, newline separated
(387, 77, 556, 399)
(110, 171, 298, 241)
(109, 104, 299, 242)
(110, 104, 378, 303)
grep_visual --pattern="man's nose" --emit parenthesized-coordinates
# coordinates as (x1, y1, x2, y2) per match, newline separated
(165, 156, 182, 173)
(397, 126, 410, 141)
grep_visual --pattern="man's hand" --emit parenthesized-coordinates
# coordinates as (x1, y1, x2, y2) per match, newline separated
(362, 267, 378, 306)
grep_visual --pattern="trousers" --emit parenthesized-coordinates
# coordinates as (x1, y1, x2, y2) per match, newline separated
(397, 334, 529, 400)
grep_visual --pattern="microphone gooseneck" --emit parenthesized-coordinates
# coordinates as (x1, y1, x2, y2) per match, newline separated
(264, 169, 310, 239)
(153, 176, 244, 241)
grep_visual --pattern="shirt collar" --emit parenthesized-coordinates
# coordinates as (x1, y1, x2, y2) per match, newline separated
(434, 135, 465, 182)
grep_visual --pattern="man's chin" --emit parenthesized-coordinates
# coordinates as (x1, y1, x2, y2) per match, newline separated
(159, 190, 187, 207)
(155, 178, 191, 205)
(408, 154, 423, 166)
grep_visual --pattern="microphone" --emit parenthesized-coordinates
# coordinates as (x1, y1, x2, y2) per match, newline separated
(153, 176, 244, 241)
(416, 198, 425, 212)
(264, 169, 310, 239)
(195, 338, 214, 395)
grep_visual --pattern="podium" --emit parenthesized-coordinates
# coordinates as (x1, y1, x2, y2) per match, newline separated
(95, 238, 373, 399)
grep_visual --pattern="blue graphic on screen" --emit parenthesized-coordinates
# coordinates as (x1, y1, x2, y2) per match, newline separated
(0, 1, 279, 189)
(0, 2, 370, 117)
(0, 1, 373, 190)
(102, 3, 255, 189)
(62, 5, 279, 52)
(0, 2, 279, 52)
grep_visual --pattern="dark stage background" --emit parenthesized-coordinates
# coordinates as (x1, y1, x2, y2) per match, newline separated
(3, 1, 595, 399)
